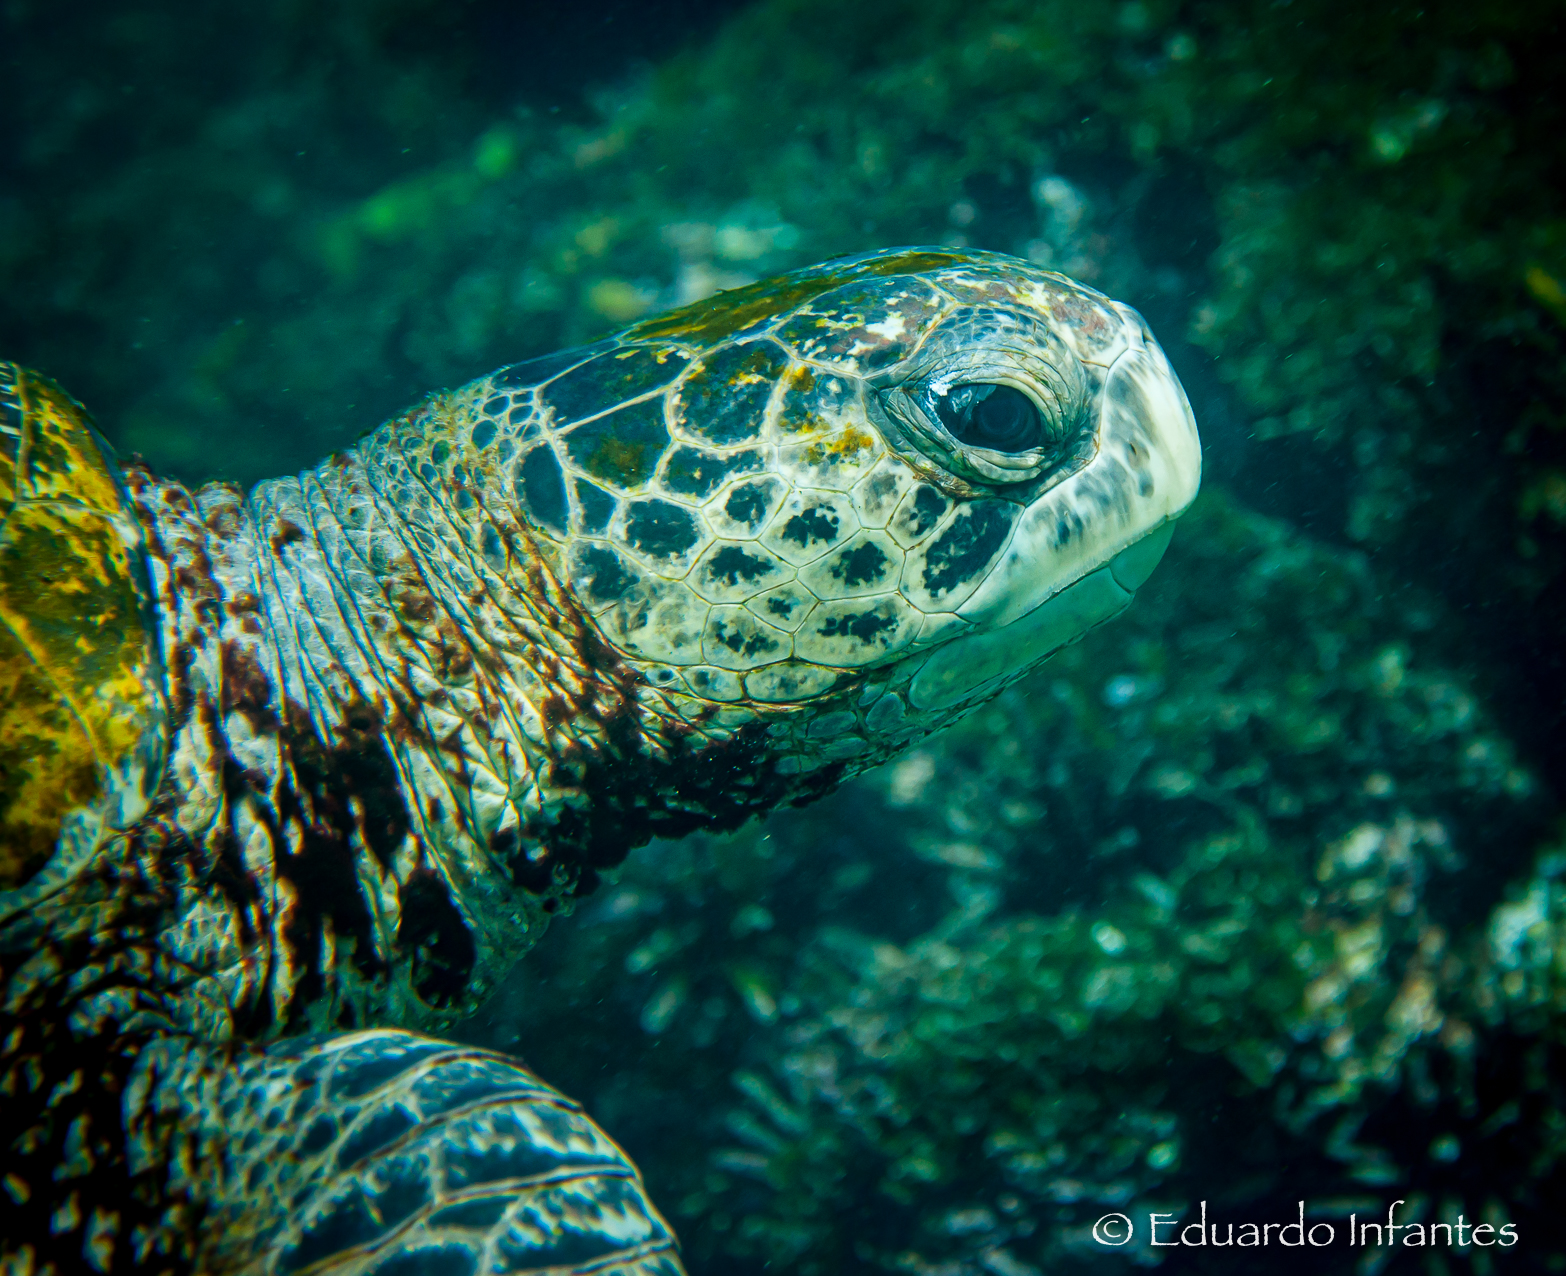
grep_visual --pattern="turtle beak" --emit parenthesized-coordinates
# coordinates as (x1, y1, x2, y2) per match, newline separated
(906, 319, 1201, 712)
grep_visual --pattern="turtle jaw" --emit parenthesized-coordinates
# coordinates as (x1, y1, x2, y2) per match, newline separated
(904, 315, 1201, 713)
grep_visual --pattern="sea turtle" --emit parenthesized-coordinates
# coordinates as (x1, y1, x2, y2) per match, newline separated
(0, 247, 1199, 1275)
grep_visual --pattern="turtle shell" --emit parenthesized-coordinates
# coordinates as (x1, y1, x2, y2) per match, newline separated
(0, 363, 165, 892)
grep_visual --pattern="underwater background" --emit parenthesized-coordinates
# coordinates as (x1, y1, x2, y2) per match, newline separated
(3, 0, 1564, 1270)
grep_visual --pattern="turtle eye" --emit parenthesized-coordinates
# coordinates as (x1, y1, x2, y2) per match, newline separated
(933, 384, 1043, 453)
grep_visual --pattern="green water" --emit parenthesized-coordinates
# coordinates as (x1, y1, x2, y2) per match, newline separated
(4, 1, 1564, 1270)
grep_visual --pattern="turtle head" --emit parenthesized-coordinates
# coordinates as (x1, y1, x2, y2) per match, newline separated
(472, 247, 1199, 813)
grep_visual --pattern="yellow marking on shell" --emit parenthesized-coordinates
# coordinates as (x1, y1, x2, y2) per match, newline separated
(0, 366, 164, 887)
(783, 366, 816, 392)
(728, 363, 773, 393)
(803, 426, 877, 467)
(775, 365, 824, 436)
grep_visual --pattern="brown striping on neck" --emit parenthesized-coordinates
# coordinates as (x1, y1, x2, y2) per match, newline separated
(107, 414, 803, 1049)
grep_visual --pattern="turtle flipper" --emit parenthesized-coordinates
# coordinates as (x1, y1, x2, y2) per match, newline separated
(134, 1029, 685, 1276)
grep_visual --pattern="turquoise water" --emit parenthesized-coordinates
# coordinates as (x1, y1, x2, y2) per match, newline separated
(4, 2, 1564, 1270)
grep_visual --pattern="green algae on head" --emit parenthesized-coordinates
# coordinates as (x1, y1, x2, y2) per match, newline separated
(627, 250, 972, 345)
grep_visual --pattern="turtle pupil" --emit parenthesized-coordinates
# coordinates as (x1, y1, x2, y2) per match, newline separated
(936, 384, 1043, 453)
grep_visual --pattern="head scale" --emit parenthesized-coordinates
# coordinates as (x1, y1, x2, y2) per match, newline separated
(469, 247, 1200, 805)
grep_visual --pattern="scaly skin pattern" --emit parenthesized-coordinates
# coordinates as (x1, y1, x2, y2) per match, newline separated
(0, 249, 1200, 1275)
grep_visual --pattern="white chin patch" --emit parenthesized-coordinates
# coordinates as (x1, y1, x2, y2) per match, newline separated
(905, 315, 1201, 714)
(908, 521, 1174, 711)
(955, 339, 1202, 631)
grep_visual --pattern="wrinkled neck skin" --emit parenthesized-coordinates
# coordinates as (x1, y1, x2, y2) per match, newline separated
(116, 387, 872, 1043)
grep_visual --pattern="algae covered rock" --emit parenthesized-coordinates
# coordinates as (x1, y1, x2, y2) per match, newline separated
(481, 491, 1560, 1272)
